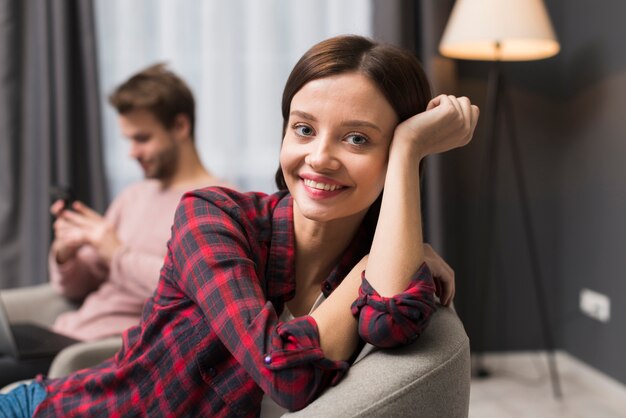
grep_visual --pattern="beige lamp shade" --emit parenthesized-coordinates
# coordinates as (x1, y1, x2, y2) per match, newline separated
(439, 0, 560, 61)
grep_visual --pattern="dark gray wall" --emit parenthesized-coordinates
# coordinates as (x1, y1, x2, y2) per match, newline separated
(555, 0, 626, 386)
(439, 0, 626, 385)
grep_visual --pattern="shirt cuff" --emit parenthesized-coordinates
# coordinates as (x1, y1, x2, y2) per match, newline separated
(264, 315, 349, 384)
(350, 263, 436, 347)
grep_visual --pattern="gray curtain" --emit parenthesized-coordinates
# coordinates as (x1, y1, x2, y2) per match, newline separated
(0, 0, 107, 289)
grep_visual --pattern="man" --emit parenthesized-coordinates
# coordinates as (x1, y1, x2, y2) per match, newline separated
(49, 63, 232, 341)
(0, 64, 232, 385)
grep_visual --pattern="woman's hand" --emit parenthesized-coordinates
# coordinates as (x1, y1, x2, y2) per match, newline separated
(392, 95, 479, 160)
(423, 244, 455, 306)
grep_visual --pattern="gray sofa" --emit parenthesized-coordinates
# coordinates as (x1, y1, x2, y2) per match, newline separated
(2, 285, 470, 417)
(284, 306, 471, 417)
(0, 284, 122, 379)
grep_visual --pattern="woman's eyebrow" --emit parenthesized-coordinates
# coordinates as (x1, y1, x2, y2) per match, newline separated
(290, 110, 382, 132)
(290, 110, 317, 121)
(341, 120, 382, 133)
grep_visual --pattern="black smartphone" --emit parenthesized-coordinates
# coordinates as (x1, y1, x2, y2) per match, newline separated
(50, 185, 75, 211)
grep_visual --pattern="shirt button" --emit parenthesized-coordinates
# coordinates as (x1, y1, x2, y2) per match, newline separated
(323, 282, 332, 292)
(264, 355, 272, 365)
(208, 368, 217, 377)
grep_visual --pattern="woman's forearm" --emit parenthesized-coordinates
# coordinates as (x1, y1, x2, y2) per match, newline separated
(365, 140, 424, 297)
(309, 256, 365, 361)
(365, 95, 479, 297)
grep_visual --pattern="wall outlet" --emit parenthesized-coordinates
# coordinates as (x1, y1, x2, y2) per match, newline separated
(580, 288, 611, 323)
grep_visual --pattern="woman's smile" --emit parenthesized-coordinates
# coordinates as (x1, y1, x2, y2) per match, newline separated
(300, 174, 347, 199)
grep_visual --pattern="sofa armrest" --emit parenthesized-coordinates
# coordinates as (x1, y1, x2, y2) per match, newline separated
(48, 336, 123, 378)
(283, 307, 470, 418)
(0, 283, 78, 328)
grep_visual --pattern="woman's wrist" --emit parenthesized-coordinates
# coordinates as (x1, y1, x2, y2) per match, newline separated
(387, 138, 424, 175)
(390, 126, 428, 164)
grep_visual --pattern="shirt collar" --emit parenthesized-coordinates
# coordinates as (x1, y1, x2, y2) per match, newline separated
(322, 220, 372, 297)
(266, 191, 375, 302)
(266, 192, 296, 302)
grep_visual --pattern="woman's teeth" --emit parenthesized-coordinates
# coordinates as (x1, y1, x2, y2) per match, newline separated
(303, 179, 342, 192)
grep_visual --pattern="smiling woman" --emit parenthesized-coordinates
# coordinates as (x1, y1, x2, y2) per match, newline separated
(280, 73, 397, 224)
(0, 35, 478, 418)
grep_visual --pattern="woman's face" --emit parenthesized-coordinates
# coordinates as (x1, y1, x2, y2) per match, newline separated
(280, 72, 398, 224)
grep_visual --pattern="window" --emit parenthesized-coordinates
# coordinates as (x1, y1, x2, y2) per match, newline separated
(94, 0, 373, 195)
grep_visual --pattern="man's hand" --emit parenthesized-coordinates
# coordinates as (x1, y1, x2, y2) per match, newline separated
(423, 244, 455, 306)
(51, 200, 122, 265)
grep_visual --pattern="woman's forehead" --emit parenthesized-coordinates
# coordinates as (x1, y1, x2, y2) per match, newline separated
(290, 73, 398, 128)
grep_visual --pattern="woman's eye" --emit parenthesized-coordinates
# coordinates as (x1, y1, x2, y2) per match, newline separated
(345, 134, 368, 146)
(294, 125, 314, 136)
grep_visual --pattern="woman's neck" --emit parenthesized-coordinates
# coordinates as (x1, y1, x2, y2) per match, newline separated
(292, 204, 365, 288)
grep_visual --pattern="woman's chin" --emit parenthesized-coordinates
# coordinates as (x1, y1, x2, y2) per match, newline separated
(293, 199, 368, 226)
(294, 204, 336, 223)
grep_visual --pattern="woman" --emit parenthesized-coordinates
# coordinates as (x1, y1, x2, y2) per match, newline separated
(0, 35, 477, 417)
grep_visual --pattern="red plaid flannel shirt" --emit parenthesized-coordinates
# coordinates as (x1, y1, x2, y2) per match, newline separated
(34, 188, 436, 417)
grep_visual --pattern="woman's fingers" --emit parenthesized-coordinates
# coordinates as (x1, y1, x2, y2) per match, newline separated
(423, 243, 456, 306)
(448, 95, 479, 145)
(448, 95, 463, 121)
(434, 277, 443, 301)
(458, 96, 479, 137)
(392, 94, 479, 160)
(436, 95, 478, 152)
(443, 263, 455, 306)
(470, 104, 480, 133)
(426, 94, 443, 111)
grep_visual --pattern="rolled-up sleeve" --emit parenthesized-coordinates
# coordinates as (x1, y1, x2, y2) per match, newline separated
(265, 316, 348, 386)
(350, 263, 436, 348)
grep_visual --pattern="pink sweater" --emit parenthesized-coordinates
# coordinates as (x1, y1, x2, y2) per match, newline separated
(49, 179, 230, 341)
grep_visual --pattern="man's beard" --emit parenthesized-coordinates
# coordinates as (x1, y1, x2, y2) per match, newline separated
(142, 143, 179, 181)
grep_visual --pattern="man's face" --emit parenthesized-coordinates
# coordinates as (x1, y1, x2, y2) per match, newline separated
(118, 109, 179, 181)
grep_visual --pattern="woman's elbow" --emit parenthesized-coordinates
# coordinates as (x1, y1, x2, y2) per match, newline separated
(264, 365, 341, 411)
(357, 312, 431, 348)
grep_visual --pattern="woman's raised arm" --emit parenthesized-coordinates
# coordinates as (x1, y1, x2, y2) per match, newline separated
(366, 95, 479, 296)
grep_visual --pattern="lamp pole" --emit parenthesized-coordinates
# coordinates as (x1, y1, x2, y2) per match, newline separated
(473, 56, 502, 379)
(473, 44, 563, 398)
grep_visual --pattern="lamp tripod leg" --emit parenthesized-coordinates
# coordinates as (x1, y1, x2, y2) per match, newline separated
(472, 62, 502, 379)
(472, 63, 562, 399)
(501, 84, 563, 399)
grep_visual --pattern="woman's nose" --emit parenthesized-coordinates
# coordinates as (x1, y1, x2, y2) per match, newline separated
(304, 136, 341, 171)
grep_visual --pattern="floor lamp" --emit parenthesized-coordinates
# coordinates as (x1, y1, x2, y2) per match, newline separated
(439, 0, 563, 398)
